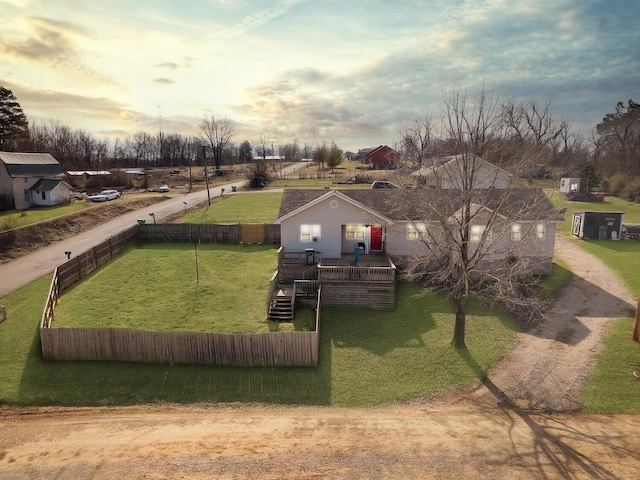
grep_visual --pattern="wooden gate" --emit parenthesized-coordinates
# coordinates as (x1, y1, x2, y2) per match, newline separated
(240, 223, 265, 244)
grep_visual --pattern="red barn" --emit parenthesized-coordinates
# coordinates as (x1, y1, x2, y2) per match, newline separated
(365, 145, 399, 169)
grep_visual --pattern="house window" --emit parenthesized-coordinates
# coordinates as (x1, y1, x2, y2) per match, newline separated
(407, 223, 427, 240)
(470, 225, 490, 243)
(511, 223, 521, 241)
(536, 223, 545, 240)
(345, 225, 365, 239)
(301, 224, 321, 242)
(23, 189, 31, 202)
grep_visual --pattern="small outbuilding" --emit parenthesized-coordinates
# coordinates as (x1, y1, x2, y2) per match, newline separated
(560, 178, 580, 194)
(571, 211, 624, 240)
(31, 179, 72, 207)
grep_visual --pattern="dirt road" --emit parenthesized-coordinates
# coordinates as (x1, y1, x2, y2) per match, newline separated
(1, 403, 639, 479)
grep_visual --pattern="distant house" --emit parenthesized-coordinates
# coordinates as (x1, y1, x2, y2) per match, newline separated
(365, 145, 400, 169)
(410, 155, 511, 189)
(0, 152, 66, 210)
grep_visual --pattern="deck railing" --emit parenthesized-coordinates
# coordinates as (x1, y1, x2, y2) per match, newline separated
(293, 279, 320, 296)
(278, 247, 322, 265)
(317, 265, 396, 283)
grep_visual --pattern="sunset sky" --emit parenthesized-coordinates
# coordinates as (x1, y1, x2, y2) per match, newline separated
(1, 0, 638, 152)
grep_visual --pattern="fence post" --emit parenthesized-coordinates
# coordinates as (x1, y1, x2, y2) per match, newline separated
(633, 297, 640, 343)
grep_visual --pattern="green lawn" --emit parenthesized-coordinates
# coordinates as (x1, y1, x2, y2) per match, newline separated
(54, 244, 291, 333)
(0, 277, 517, 406)
(181, 192, 283, 223)
(0, 203, 87, 229)
(582, 318, 640, 413)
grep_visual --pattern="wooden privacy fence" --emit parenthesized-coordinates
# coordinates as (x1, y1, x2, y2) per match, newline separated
(138, 223, 280, 244)
(40, 326, 319, 367)
(40, 221, 319, 367)
(57, 226, 139, 291)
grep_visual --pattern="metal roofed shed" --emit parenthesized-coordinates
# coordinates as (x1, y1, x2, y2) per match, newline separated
(571, 211, 624, 240)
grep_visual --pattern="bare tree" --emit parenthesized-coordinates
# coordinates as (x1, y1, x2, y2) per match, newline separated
(130, 131, 152, 168)
(256, 135, 269, 160)
(402, 114, 436, 167)
(200, 114, 234, 171)
(396, 87, 559, 348)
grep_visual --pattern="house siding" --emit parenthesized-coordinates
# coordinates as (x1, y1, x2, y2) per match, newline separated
(0, 163, 13, 208)
(280, 194, 387, 258)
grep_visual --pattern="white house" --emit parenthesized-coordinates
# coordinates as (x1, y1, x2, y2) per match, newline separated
(274, 188, 561, 275)
(0, 152, 66, 210)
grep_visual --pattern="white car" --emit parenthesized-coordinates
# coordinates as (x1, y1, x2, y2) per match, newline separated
(158, 185, 170, 193)
(87, 189, 120, 202)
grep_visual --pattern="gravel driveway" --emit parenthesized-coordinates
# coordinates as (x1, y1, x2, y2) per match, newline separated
(472, 235, 637, 411)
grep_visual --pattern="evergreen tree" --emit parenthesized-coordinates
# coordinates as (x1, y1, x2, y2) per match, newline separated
(0, 86, 29, 150)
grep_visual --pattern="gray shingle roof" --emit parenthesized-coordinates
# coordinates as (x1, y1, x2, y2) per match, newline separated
(278, 188, 562, 222)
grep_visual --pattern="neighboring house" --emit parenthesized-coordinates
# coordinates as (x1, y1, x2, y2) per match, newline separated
(0, 152, 65, 210)
(274, 188, 561, 274)
(365, 145, 400, 169)
(410, 155, 512, 189)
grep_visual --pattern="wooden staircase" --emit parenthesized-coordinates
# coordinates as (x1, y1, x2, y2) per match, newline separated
(268, 285, 293, 321)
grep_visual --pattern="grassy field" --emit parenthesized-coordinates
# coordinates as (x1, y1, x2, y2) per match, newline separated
(0, 202, 87, 229)
(53, 244, 295, 333)
(0, 278, 517, 406)
(181, 192, 283, 223)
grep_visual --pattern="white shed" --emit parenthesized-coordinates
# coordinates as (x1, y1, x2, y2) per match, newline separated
(560, 178, 580, 194)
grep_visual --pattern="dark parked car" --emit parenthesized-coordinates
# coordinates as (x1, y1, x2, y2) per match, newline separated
(372, 181, 399, 189)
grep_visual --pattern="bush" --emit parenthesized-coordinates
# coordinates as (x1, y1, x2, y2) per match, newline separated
(622, 177, 640, 202)
(605, 173, 627, 196)
(245, 160, 272, 188)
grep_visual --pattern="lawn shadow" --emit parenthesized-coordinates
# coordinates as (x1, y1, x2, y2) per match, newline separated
(458, 348, 640, 478)
(325, 289, 437, 355)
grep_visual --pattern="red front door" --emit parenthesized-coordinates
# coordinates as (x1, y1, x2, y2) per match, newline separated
(370, 226, 383, 251)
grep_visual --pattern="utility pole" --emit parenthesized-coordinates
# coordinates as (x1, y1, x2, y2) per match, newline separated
(202, 145, 211, 206)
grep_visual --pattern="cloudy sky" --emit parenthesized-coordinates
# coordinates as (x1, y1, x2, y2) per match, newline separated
(0, 0, 638, 152)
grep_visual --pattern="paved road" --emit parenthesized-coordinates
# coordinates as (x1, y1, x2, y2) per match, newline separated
(0, 163, 304, 297)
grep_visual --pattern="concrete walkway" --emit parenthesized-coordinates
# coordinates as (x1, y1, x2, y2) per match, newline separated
(0, 163, 304, 297)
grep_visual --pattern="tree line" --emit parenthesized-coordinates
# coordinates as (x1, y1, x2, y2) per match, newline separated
(0, 87, 317, 172)
(1, 85, 638, 198)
